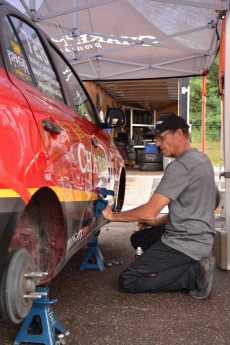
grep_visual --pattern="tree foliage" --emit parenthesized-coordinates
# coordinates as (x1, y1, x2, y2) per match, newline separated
(189, 55, 221, 141)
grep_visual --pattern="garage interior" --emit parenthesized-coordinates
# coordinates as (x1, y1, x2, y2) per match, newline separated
(85, 76, 187, 169)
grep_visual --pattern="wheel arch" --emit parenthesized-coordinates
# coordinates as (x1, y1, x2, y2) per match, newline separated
(9, 186, 66, 283)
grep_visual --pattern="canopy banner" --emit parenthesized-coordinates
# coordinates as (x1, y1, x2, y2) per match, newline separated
(10, 0, 226, 80)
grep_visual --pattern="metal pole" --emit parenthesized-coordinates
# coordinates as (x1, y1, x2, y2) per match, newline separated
(219, 99, 224, 190)
(29, 0, 35, 11)
(218, 17, 225, 189)
(201, 74, 207, 152)
(224, 10, 230, 269)
(181, 77, 189, 122)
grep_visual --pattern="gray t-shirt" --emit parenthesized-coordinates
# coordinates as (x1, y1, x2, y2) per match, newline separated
(155, 148, 216, 260)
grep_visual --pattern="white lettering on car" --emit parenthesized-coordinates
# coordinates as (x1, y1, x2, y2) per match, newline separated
(20, 27, 49, 65)
(67, 229, 83, 251)
(77, 143, 114, 179)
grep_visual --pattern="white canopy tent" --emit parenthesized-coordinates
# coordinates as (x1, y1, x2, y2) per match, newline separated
(14, 0, 224, 80)
(7, 0, 230, 268)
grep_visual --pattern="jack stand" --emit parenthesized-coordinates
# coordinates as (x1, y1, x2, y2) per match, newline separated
(13, 286, 68, 345)
(80, 236, 105, 271)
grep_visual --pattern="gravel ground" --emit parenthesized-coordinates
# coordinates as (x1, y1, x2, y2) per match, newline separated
(1, 168, 229, 345)
(1, 222, 230, 345)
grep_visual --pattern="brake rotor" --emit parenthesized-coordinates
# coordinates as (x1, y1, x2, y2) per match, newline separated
(0, 248, 37, 324)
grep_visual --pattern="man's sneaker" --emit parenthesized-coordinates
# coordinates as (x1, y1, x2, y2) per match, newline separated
(189, 257, 216, 300)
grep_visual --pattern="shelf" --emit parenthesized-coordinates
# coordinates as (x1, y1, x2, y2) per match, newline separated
(123, 108, 156, 164)
(132, 124, 154, 127)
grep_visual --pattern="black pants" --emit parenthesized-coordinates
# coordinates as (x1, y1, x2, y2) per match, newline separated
(119, 226, 198, 293)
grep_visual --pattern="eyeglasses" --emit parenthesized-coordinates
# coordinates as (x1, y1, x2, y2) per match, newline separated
(155, 131, 173, 142)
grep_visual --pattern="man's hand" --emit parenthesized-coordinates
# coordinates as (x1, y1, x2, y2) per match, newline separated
(137, 222, 150, 230)
(102, 205, 113, 221)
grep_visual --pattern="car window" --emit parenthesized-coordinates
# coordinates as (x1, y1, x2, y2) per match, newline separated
(50, 45, 97, 125)
(2, 16, 33, 85)
(3, 15, 65, 104)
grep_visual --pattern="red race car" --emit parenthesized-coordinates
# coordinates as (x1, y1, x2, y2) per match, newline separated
(0, 0, 126, 323)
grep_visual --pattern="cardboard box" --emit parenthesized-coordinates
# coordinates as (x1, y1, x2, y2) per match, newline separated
(219, 189, 226, 218)
(213, 228, 227, 270)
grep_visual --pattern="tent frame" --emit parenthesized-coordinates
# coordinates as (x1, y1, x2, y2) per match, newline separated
(22, 0, 223, 79)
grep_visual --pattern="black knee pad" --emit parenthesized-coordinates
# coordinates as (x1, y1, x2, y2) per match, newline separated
(119, 272, 131, 292)
(130, 232, 139, 249)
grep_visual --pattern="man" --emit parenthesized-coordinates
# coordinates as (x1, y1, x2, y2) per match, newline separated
(102, 112, 216, 300)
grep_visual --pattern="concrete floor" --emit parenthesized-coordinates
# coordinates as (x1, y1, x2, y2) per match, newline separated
(0, 167, 229, 345)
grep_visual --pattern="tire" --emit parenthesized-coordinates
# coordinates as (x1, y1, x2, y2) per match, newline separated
(142, 112, 152, 124)
(163, 156, 175, 170)
(138, 153, 163, 163)
(133, 130, 143, 145)
(128, 147, 135, 154)
(133, 130, 139, 145)
(133, 112, 138, 124)
(147, 112, 153, 124)
(129, 139, 135, 146)
(139, 162, 163, 171)
(128, 152, 135, 161)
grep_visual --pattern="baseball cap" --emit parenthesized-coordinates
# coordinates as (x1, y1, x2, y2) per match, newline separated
(153, 112, 189, 136)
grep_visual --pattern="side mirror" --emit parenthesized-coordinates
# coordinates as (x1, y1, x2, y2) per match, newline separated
(104, 108, 126, 128)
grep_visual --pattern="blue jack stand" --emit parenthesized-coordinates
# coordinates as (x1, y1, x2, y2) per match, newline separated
(13, 287, 66, 345)
(80, 236, 105, 271)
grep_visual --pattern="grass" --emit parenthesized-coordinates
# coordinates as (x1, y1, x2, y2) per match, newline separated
(191, 139, 223, 168)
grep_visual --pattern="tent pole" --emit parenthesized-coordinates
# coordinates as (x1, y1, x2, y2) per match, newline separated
(218, 17, 225, 190)
(224, 10, 230, 269)
(201, 74, 207, 152)
(219, 98, 224, 190)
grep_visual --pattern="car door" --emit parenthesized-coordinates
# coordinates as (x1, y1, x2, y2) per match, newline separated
(49, 44, 118, 192)
(47, 42, 121, 247)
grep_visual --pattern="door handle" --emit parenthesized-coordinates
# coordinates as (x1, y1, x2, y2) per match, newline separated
(91, 138, 99, 147)
(42, 120, 62, 134)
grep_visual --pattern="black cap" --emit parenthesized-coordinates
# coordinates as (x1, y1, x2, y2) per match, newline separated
(153, 112, 189, 135)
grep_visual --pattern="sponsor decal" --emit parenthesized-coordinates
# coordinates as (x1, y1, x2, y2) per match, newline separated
(52, 34, 158, 53)
(77, 142, 114, 178)
(67, 225, 90, 251)
(67, 228, 83, 250)
(10, 40, 21, 55)
(7, 43, 32, 82)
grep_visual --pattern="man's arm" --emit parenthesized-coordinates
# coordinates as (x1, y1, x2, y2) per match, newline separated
(102, 192, 170, 222)
(137, 213, 168, 229)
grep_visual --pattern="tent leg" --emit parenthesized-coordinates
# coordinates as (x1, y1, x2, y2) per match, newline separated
(224, 10, 230, 270)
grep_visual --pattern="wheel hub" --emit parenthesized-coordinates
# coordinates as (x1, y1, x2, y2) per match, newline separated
(0, 248, 48, 323)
